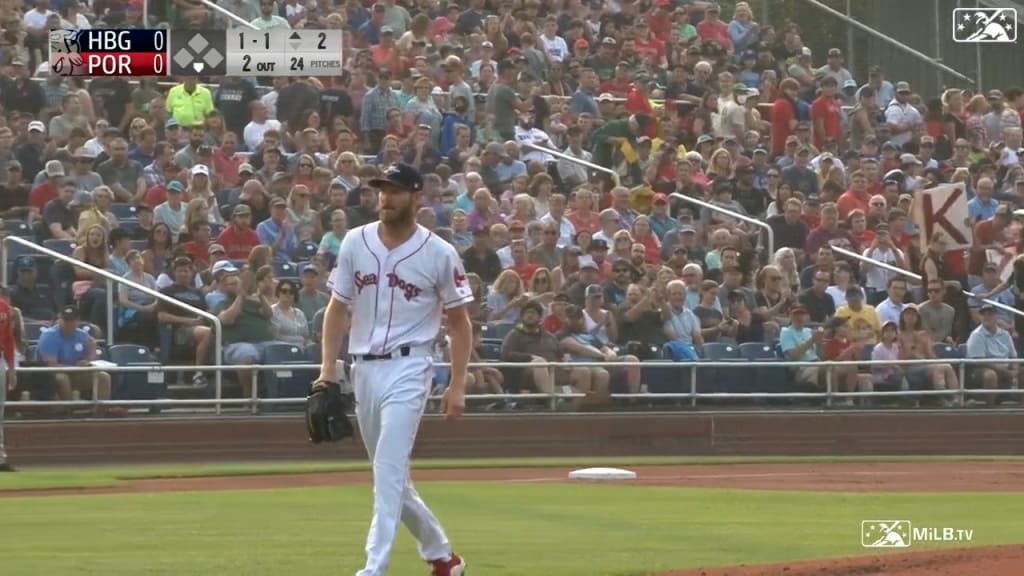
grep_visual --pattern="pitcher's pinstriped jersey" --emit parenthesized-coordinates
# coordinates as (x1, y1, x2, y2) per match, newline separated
(327, 222, 474, 356)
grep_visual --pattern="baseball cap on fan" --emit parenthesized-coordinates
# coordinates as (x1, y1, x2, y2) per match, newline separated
(369, 164, 423, 192)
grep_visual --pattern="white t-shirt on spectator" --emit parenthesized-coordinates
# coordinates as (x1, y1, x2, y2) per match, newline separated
(541, 34, 569, 63)
(23, 9, 54, 29)
(243, 119, 282, 151)
(883, 102, 921, 148)
(862, 246, 904, 291)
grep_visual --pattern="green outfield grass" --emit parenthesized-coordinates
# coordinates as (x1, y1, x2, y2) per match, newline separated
(0, 482, 1022, 575)
(3, 454, 1024, 492)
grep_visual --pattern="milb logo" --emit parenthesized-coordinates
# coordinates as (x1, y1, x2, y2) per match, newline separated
(861, 520, 974, 548)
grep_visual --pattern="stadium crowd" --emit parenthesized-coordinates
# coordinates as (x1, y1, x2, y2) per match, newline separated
(1, 0, 1024, 413)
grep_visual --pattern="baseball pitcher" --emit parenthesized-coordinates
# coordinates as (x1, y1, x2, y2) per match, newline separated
(317, 164, 471, 575)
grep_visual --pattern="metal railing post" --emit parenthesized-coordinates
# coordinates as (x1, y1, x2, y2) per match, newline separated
(105, 278, 114, 343)
(690, 365, 697, 407)
(669, 193, 776, 257)
(2, 236, 224, 413)
(825, 369, 833, 407)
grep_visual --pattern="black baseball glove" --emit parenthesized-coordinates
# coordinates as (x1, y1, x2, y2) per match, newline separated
(305, 380, 355, 443)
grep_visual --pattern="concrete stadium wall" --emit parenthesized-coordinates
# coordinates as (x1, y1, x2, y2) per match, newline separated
(7, 410, 1024, 466)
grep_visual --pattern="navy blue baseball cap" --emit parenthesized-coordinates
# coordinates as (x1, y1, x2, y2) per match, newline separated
(15, 255, 36, 270)
(369, 164, 424, 192)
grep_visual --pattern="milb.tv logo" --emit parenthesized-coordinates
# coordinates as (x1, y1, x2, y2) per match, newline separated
(953, 8, 1018, 43)
(861, 520, 974, 548)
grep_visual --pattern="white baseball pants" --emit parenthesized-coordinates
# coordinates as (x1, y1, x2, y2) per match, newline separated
(352, 355, 452, 576)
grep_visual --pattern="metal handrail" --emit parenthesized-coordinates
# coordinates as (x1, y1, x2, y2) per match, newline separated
(669, 193, 775, 256)
(831, 246, 1024, 319)
(11, 357, 1021, 371)
(798, 0, 975, 85)
(2, 235, 226, 412)
(520, 142, 620, 187)
(199, 0, 259, 30)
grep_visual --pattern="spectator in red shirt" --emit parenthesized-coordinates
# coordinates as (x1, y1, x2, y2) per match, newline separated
(696, 3, 732, 52)
(811, 77, 843, 148)
(772, 78, 801, 156)
(823, 316, 869, 405)
(216, 204, 260, 261)
(212, 132, 245, 188)
(633, 21, 666, 66)
(837, 170, 871, 219)
(542, 293, 570, 334)
(599, 62, 635, 96)
(180, 221, 216, 270)
(28, 160, 65, 215)
(646, 0, 675, 42)
(509, 239, 541, 286)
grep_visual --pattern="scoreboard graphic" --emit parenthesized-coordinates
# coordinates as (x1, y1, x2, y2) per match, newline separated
(49, 28, 343, 77)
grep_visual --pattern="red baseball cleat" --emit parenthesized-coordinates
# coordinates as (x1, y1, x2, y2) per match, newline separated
(429, 553, 466, 576)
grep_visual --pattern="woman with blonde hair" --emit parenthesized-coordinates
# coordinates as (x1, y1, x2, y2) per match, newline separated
(611, 229, 634, 262)
(771, 247, 800, 294)
(181, 198, 209, 239)
(77, 185, 116, 240)
(187, 167, 222, 225)
(964, 94, 990, 151)
(486, 269, 528, 323)
(332, 151, 362, 193)
(754, 264, 794, 322)
(71, 224, 112, 324)
(706, 148, 733, 182)
(508, 193, 536, 224)
(287, 184, 318, 243)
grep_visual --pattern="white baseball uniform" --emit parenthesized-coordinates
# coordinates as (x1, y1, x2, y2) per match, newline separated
(329, 221, 473, 576)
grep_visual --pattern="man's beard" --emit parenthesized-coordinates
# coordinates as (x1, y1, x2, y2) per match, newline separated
(380, 202, 416, 227)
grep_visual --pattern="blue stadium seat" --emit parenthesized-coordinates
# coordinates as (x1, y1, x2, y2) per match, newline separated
(42, 239, 76, 256)
(109, 203, 138, 220)
(24, 321, 49, 343)
(262, 343, 316, 398)
(3, 219, 32, 237)
(209, 223, 224, 237)
(129, 240, 147, 252)
(117, 221, 140, 237)
(700, 342, 742, 393)
(958, 343, 969, 358)
(934, 343, 964, 359)
(297, 242, 318, 261)
(477, 338, 502, 361)
(273, 261, 297, 278)
(738, 342, 791, 393)
(482, 322, 515, 340)
(108, 344, 167, 401)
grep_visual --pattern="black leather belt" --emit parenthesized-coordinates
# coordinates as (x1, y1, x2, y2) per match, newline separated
(358, 346, 412, 361)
